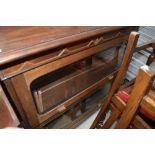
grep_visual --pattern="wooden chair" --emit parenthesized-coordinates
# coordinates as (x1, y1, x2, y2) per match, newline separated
(91, 32, 155, 129)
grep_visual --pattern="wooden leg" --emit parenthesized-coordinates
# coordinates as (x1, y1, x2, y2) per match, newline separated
(67, 108, 77, 121)
(67, 104, 80, 121)
(102, 104, 121, 129)
(80, 100, 87, 113)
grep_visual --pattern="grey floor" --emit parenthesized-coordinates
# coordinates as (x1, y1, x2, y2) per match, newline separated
(76, 110, 99, 129)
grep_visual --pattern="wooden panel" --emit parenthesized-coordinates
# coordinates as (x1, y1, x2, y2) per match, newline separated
(33, 57, 116, 113)
(0, 26, 102, 53)
(0, 85, 19, 128)
(12, 69, 117, 128)
(0, 26, 137, 66)
(0, 28, 131, 80)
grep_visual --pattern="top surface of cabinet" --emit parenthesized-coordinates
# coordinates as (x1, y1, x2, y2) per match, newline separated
(0, 26, 131, 66)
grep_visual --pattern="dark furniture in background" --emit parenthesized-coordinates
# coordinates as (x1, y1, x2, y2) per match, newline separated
(0, 26, 138, 128)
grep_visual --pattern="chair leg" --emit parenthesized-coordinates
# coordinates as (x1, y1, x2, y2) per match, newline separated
(116, 66, 155, 128)
(102, 104, 121, 129)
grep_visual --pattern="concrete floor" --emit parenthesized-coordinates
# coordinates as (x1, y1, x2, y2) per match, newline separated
(76, 110, 99, 129)
(76, 109, 117, 129)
